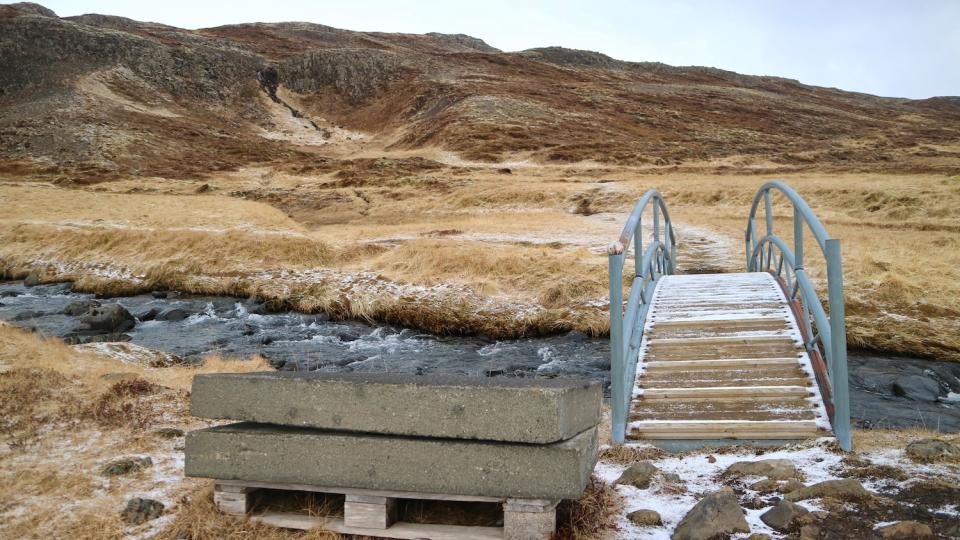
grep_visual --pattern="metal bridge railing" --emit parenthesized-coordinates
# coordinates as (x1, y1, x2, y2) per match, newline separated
(607, 190, 676, 444)
(746, 180, 852, 451)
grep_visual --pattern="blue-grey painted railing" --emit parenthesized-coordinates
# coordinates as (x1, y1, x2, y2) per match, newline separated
(607, 190, 676, 444)
(745, 181, 852, 451)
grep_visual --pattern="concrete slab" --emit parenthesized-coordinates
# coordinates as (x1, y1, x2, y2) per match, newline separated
(186, 422, 598, 500)
(191, 372, 601, 444)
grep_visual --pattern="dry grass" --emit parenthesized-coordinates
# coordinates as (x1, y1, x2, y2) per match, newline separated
(0, 323, 272, 539)
(2, 168, 959, 359)
(555, 475, 623, 540)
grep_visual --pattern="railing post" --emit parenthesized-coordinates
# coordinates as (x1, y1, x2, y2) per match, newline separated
(794, 207, 804, 270)
(825, 239, 851, 451)
(608, 252, 626, 444)
(634, 216, 642, 280)
(764, 189, 774, 236)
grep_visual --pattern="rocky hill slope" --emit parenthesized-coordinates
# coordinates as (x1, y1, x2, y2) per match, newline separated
(1, 2, 959, 182)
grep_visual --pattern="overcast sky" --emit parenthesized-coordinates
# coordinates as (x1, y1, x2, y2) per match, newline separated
(27, 0, 960, 99)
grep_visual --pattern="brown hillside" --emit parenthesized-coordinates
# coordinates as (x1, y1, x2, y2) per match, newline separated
(1, 2, 958, 182)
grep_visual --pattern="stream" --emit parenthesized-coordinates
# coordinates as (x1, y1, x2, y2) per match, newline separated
(1, 280, 958, 432)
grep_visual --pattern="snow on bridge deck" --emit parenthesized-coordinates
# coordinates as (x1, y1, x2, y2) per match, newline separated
(629, 272, 832, 442)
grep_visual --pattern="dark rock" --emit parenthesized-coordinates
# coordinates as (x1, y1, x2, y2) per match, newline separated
(617, 461, 658, 489)
(137, 307, 160, 321)
(672, 489, 749, 540)
(153, 427, 184, 438)
(151, 291, 169, 299)
(121, 497, 164, 525)
(102, 456, 152, 476)
(627, 509, 662, 526)
(905, 439, 960, 462)
(156, 308, 190, 321)
(484, 368, 506, 377)
(80, 304, 135, 332)
(23, 272, 41, 287)
(12, 310, 41, 321)
(785, 478, 871, 502)
(892, 375, 941, 401)
(337, 331, 361, 342)
(760, 500, 809, 531)
(0, 290, 20, 298)
(64, 299, 101, 316)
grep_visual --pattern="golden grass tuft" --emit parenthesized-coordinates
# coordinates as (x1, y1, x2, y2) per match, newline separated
(554, 475, 623, 540)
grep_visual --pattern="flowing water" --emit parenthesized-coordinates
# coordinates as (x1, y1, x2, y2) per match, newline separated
(1, 280, 957, 432)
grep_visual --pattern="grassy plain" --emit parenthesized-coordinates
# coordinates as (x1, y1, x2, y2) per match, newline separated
(1, 166, 958, 359)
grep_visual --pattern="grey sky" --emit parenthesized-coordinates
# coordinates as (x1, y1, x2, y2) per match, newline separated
(25, 0, 960, 99)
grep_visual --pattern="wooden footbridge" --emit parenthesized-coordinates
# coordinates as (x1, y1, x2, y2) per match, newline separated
(608, 181, 852, 451)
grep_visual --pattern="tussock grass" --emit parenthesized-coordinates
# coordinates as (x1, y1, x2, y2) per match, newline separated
(555, 475, 623, 540)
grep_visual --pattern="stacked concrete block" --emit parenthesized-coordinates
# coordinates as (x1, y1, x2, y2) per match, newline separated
(186, 372, 602, 539)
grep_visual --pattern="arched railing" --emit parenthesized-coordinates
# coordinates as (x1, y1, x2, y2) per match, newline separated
(745, 181, 851, 451)
(607, 190, 676, 444)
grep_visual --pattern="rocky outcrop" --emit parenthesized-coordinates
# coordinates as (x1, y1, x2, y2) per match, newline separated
(279, 48, 404, 104)
(892, 375, 942, 401)
(672, 489, 748, 540)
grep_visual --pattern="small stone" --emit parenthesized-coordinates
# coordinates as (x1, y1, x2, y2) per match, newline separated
(23, 272, 41, 287)
(64, 299, 100, 316)
(779, 479, 806, 494)
(627, 509, 662, 526)
(725, 459, 800, 480)
(671, 490, 749, 540)
(785, 478, 871, 502)
(876, 521, 934, 539)
(661, 472, 682, 484)
(153, 427, 184, 438)
(617, 461, 659, 489)
(761, 500, 809, 531)
(102, 456, 153, 476)
(707, 455, 716, 463)
(151, 291, 169, 299)
(121, 497, 164, 525)
(905, 439, 960, 463)
(751, 478, 780, 493)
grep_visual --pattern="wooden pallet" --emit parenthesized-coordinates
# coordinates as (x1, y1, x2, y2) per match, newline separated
(628, 272, 831, 443)
(214, 480, 558, 540)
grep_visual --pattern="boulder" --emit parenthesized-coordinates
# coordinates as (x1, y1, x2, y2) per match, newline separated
(671, 489, 749, 540)
(627, 509, 662, 526)
(876, 521, 934, 539)
(101, 456, 152, 476)
(785, 478, 871, 502)
(725, 459, 800, 480)
(63, 299, 100, 316)
(617, 461, 659, 489)
(121, 497, 164, 525)
(156, 308, 190, 321)
(137, 307, 160, 321)
(760, 500, 809, 531)
(750, 478, 780, 493)
(80, 304, 135, 332)
(905, 439, 960, 463)
(892, 375, 941, 402)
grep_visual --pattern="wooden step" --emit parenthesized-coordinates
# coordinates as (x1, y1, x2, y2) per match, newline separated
(643, 357, 799, 370)
(639, 386, 812, 400)
(629, 420, 821, 440)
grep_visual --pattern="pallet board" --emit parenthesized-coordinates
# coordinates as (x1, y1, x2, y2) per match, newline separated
(629, 272, 832, 443)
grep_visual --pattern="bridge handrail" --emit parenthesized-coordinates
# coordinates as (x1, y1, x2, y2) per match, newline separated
(607, 189, 676, 444)
(745, 180, 851, 451)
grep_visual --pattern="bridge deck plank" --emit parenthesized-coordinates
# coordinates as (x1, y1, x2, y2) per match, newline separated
(628, 272, 832, 444)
